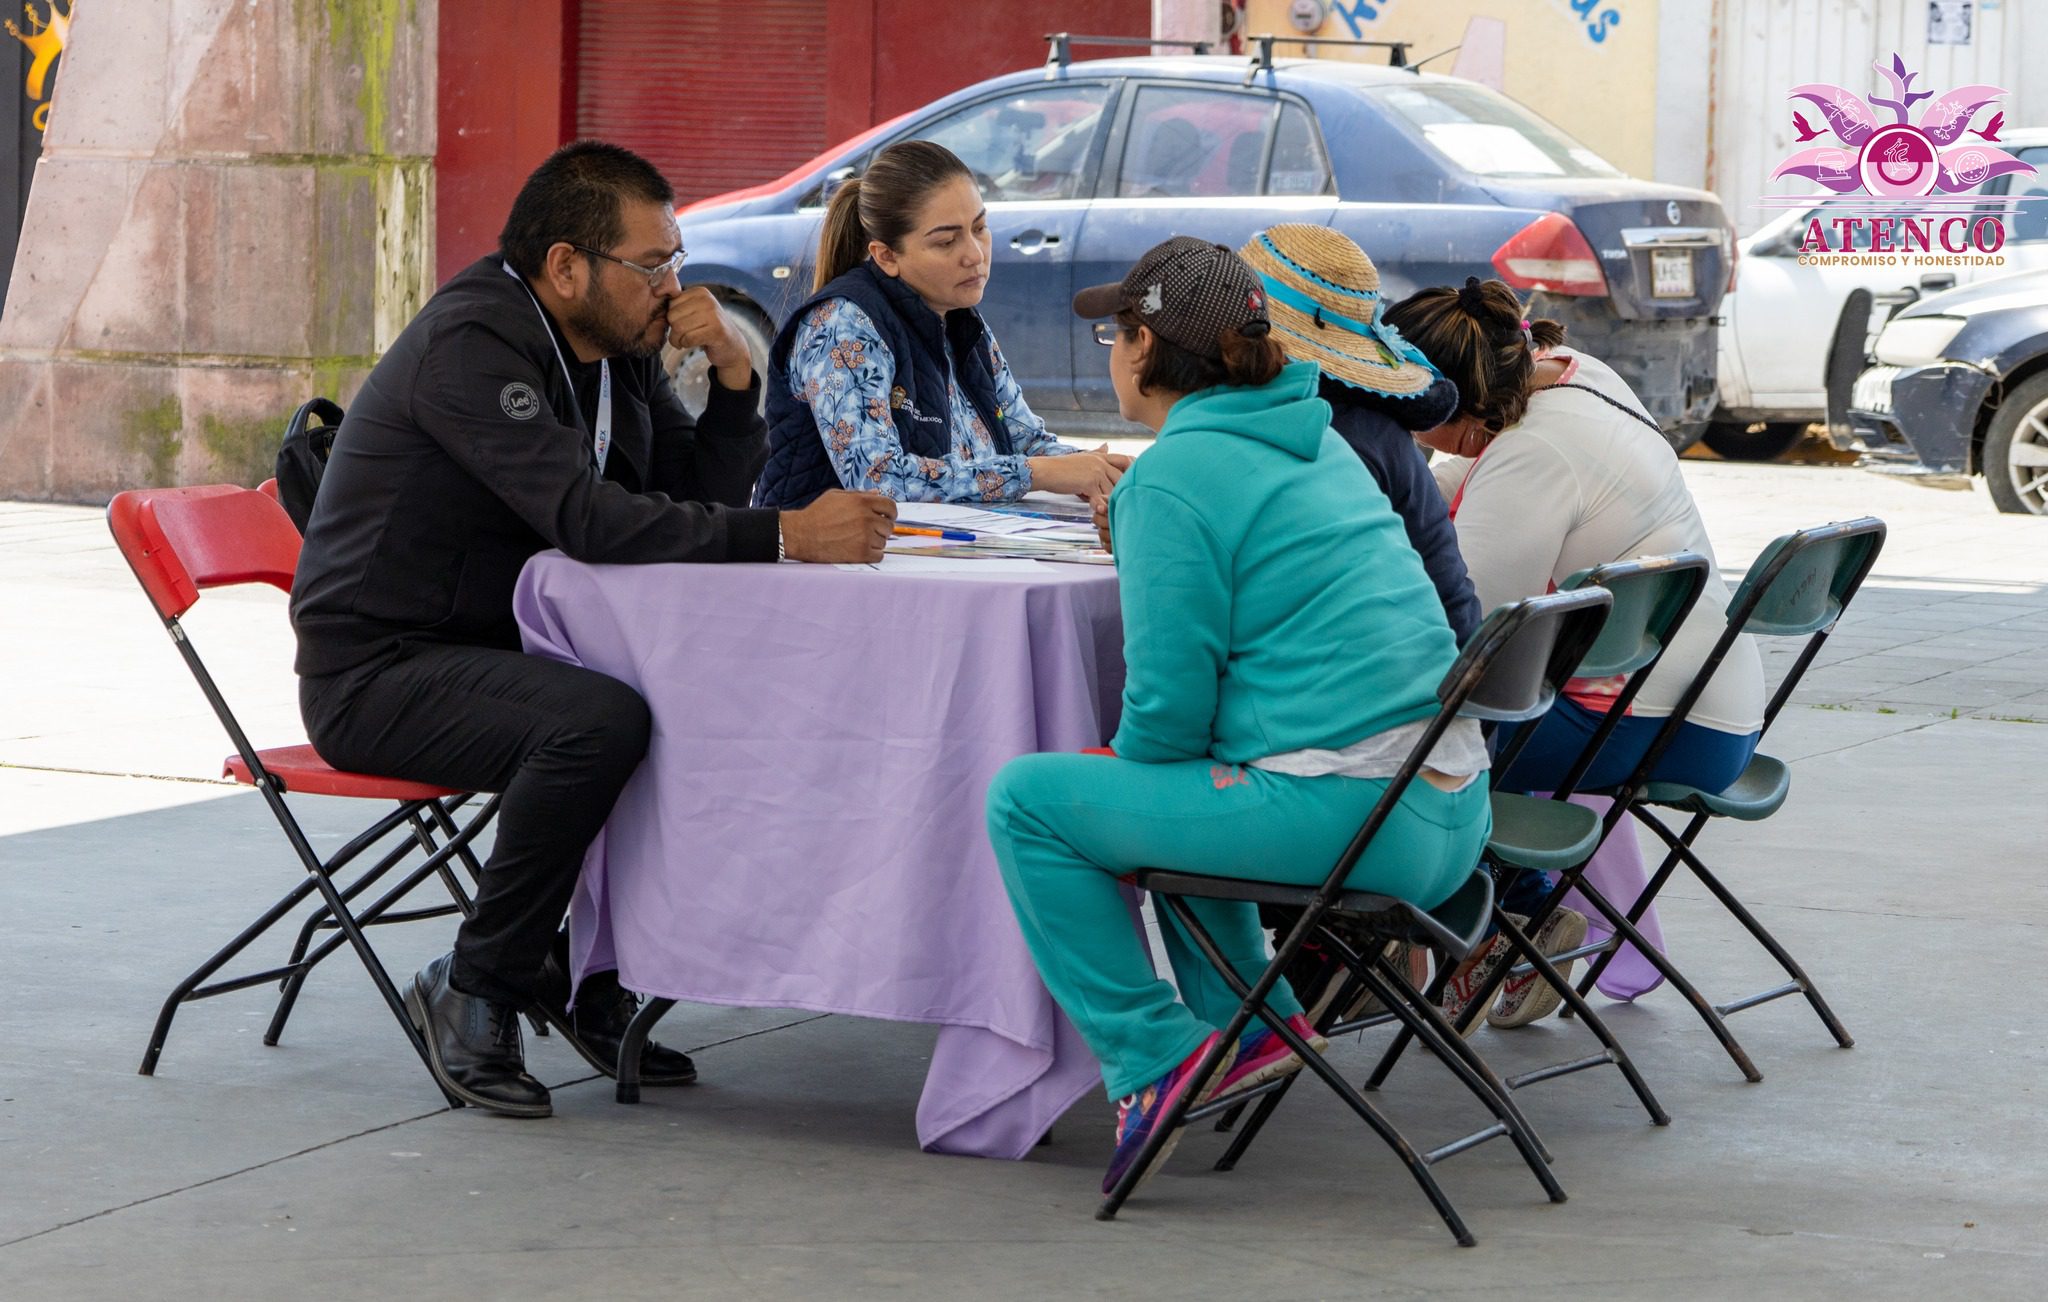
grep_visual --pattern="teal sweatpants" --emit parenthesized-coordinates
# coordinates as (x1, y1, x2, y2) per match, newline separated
(986, 753, 1492, 1098)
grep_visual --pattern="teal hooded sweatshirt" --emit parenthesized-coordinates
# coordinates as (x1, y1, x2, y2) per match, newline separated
(1107, 360, 1459, 766)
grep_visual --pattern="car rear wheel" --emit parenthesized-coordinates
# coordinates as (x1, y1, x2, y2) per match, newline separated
(1701, 419, 1808, 462)
(1983, 373, 2048, 516)
(666, 298, 774, 418)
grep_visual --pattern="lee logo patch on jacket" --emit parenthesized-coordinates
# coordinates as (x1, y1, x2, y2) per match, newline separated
(500, 382, 541, 420)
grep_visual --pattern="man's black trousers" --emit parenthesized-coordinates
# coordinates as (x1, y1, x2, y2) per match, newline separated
(299, 643, 652, 1007)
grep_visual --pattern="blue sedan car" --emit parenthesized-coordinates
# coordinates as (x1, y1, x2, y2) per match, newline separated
(672, 51, 1731, 445)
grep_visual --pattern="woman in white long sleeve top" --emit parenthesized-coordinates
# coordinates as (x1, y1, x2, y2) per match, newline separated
(1384, 276, 1765, 1023)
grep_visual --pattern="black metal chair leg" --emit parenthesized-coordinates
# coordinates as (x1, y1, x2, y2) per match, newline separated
(1363, 947, 1455, 1090)
(272, 818, 426, 978)
(1666, 839, 1855, 1049)
(1270, 1024, 1482, 1244)
(138, 873, 324, 1075)
(255, 786, 460, 1107)
(429, 794, 497, 893)
(1119, 896, 1498, 1241)
(1316, 928, 1553, 1165)
(265, 798, 498, 1048)
(615, 997, 678, 1104)
(424, 795, 496, 909)
(1353, 961, 1564, 1189)
(1492, 912, 1670, 1125)
(264, 864, 460, 1047)
(405, 809, 476, 920)
(1572, 877, 1762, 1083)
(1573, 814, 1696, 999)
(1212, 1072, 1297, 1171)
(1101, 1018, 1479, 1245)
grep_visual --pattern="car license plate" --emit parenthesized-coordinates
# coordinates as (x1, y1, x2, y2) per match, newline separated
(1851, 365, 1901, 416)
(1651, 249, 1693, 298)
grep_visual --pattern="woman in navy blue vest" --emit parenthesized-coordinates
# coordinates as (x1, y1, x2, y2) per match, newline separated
(755, 141, 1127, 509)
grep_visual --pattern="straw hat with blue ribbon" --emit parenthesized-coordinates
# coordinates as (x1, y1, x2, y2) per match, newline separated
(1238, 225, 1440, 398)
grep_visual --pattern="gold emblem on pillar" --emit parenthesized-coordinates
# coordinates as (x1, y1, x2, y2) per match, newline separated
(7, 0, 70, 132)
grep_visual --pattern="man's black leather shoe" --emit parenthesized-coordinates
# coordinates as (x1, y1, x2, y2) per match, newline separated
(530, 953, 697, 1085)
(405, 954, 553, 1117)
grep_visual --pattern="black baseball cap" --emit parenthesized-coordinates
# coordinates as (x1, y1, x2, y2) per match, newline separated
(1072, 235, 1271, 360)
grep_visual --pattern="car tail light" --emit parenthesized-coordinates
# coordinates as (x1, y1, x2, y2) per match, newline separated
(1490, 213, 1608, 297)
(1726, 222, 1740, 293)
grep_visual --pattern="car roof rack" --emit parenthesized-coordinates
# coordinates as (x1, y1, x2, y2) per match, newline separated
(1243, 33, 1414, 84)
(1044, 33, 1213, 69)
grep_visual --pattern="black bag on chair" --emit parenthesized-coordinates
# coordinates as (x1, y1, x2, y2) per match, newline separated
(274, 397, 344, 533)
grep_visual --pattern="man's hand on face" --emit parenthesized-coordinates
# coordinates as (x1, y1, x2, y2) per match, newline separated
(667, 287, 753, 390)
(778, 490, 898, 564)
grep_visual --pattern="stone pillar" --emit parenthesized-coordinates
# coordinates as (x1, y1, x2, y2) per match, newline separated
(0, 0, 434, 501)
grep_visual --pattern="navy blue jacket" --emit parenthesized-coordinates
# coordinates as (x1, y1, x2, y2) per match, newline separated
(755, 260, 1010, 508)
(1323, 375, 1482, 645)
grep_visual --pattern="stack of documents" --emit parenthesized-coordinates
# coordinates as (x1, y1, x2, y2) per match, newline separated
(889, 496, 1111, 565)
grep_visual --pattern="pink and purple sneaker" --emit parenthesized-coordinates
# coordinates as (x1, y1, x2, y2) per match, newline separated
(1221, 1014, 1328, 1095)
(1103, 1031, 1236, 1195)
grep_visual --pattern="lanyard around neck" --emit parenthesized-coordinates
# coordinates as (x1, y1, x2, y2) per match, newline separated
(502, 260, 612, 474)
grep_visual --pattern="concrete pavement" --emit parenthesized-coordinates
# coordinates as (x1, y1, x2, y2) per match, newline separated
(1, 462, 2043, 1299)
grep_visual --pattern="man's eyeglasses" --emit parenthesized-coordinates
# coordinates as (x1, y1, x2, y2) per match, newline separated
(572, 243, 687, 290)
(1093, 321, 1122, 347)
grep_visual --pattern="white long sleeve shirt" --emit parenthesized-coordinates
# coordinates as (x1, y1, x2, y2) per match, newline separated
(1438, 351, 1765, 735)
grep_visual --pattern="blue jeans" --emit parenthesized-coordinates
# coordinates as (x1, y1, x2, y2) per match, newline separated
(1492, 700, 1759, 917)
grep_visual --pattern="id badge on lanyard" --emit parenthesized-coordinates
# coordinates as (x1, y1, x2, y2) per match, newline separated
(503, 260, 612, 474)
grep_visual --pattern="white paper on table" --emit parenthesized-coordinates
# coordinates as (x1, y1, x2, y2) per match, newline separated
(875, 554, 1053, 574)
(894, 504, 1046, 536)
(897, 501, 1095, 538)
(884, 533, 974, 553)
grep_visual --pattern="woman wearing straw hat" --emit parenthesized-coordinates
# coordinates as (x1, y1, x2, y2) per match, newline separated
(1239, 225, 1481, 644)
(985, 236, 1491, 1197)
(1235, 225, 1482, 1029)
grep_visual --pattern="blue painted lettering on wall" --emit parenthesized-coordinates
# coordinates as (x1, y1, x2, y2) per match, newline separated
(1550, 0, 1622, 44)
(1330, 1, 1385, 39)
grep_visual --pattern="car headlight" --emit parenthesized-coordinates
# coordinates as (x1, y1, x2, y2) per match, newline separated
(1874, 315, 1967, 367)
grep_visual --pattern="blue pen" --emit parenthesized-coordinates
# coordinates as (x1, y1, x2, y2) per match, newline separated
(894, 525, 977, 542)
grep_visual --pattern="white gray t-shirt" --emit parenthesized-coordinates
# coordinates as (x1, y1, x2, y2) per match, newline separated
(1430, 351, 1766, 735)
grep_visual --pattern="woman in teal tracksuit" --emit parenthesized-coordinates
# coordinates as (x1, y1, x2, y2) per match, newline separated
(984, 237, 1493, 1196)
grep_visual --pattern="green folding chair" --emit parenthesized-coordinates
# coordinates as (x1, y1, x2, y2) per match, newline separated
(1571, 518, 1886, 1080)
(1365, 552, 1711, 1126)
(1103, 589, 1613, 1244)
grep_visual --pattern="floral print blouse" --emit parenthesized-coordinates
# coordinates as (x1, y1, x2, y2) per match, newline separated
(784, 298, 1079, 502)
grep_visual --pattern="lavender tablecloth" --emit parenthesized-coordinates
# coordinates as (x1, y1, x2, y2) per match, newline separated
(513, 553, 1126, 1158)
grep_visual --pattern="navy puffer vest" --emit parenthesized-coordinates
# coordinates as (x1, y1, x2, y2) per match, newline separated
(754, 260, 1011, 509)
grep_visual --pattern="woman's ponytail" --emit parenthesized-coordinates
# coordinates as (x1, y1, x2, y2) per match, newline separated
(1386, 276, 1569, 436)
(813, 178, 869, 291)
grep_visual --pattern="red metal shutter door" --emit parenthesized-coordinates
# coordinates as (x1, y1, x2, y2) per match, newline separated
(577, 0, 828, 205)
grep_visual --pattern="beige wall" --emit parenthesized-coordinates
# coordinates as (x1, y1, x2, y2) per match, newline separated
(1244, 0, 1663, 180)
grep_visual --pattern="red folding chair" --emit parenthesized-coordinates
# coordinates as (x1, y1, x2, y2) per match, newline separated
(107, 485, 499, 1101)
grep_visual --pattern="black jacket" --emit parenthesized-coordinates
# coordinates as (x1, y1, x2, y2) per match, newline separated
(290, 255, 776, 678)
(1322, 375, 1483, 645)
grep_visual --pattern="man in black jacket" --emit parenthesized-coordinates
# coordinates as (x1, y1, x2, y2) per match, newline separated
(291, 141, 894, 1117)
